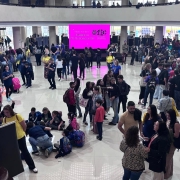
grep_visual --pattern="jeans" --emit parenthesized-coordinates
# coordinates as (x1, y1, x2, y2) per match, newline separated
(158, 85, 165, 102)
(5, 84, 14, 99)
(26, 75, 32, 87)
(80, 68, 85, 79)
(130, 56, 135, 65)
(111, 97, 119, 124)
(27, 57, 31, 63)
(107, 63, 112, 70)
(57, 68, 62, 79)
(144, 87, 154, 106)
(123, 168, 143, 180)
(105, 93, 111, 109)
(29, 134, 53, 153)
(48, 74, 56, 88)
(18, 136, 35, 170)
(76, 96, 82, 116)
(153, 85, 160, 99)
(51, 54, 56, 63)
(83, 100, 92, 122)
(96, 122, 103, 139)
(174, 90, 180, 110)
(21, 73, 26, 84)
(62, 68, 67, 79)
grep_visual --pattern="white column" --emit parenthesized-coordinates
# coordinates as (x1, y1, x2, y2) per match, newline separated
(49, 26, 57, 47)
(32, 26, 42, 36)
(120, 26, 127, 53)
(155, 26, 163, 44)
(20, 27, 26, 47)
(13, 27, 21, 49)
(9, 0, 18, 4)
(85, 0, 91, 6)
(61, 0, 72, 6)
(121, 0, 128, 6)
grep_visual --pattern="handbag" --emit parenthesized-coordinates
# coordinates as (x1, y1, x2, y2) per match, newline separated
(79, 95, 89, 108)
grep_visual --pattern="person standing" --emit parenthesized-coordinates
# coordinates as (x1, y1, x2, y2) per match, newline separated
(56, 55, 63, 81)
(35, 46, 42, 66)
(79, 53, 85, 80)
(130, 46, 137, 65)
(25, 63, 33, 88)
(2, 105, 38, 173)
(117, 75, 129, 113)
(46, 58, 56, 90)
(118, 101, 143, 135)
(106, 52, 114, 70)
(25, 46, 31, 63)
(122, 41, 128, 64)
(120, 126, 148, 180)
(71, 51, 79, 80)
(3, 65, 14, 102)
(111, 60, 121, 81)
(96, 48, 101, 68)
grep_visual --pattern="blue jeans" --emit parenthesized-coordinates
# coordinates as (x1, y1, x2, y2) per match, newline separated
(29, 134, 53, 153)
(51, 54, 56, 63)
(123, 168, 143, 180)
(27, 57, 31, 63)
(107, 63, 112, 70)
(144, 87, 154, 106)
(62, 68, 67, 79)
(174, 90, 180, 110)
(111, 97, 119, 124)
(158, 85, 165, 102)
(153, 85, 160, 99)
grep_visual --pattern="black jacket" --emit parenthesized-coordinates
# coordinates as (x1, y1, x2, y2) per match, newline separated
(148, 135, 171, 173)
(109, 84, 119, 98)
(117, 80, 129, 96)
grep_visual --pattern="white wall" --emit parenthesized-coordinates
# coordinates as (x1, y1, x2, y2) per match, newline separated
(0, 4, 179, 25)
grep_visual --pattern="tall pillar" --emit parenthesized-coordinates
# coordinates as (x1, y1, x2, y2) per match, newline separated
(20, 27, 26, 47)
(155, 26, 163, 44)
(9, 0, 18, 4)
(85, 0, 91, 6)
(49, 26, 57, 47)
(120, 26, 128, 53)
(32, 26, 42, 36)
(121, 0, 128, 6)
(13, 27, 21, 49)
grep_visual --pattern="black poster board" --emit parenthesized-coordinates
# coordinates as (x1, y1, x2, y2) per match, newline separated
(0, 122, 24, 177)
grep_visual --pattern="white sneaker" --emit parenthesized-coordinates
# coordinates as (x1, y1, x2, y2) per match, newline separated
(32, 168, 38, 173)
(7, 98, 11, 102)
(58, 78, 61, 81)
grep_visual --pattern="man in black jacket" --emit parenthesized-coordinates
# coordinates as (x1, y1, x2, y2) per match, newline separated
(117, 75, 129, 113)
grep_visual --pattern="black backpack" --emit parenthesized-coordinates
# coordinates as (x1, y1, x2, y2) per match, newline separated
(126, 83, 131, 95)
(147, 77, 156, 92)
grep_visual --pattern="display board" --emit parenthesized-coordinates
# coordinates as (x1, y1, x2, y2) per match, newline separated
(69, 24, 110, 49)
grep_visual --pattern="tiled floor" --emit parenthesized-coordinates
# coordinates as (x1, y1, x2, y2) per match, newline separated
(5, 57, 180, 180)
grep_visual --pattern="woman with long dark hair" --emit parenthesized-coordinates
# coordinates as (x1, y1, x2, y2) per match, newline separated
(2, 105, 38, 173)
(74, 78, 82, 118)
(165, 109, 180, 179)
(120, 126, 148, 180)
(147, 120, 171, 180)
(142, 105, 161, 146)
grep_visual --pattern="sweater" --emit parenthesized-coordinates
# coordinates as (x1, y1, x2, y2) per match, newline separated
(94, 106, 105, 123)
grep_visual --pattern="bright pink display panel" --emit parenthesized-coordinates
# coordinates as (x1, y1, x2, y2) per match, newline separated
(69, 24, 110, 49)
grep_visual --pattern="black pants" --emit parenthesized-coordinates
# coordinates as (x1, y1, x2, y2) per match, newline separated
(139, 86, 146, 100)
(48, 74, 56, 88)
(26, 75, 32, 87)
(18, 136, 35, 170)
(88, 57, 93, 67)
(80, 68, 85, 79)
(21, 73, 26, 84)
(130, 56, 135, 65)
(96, 122, 103, 139)
(118, 95, 127, 113)
(160, 112, 167, 122)
(57, 68, 62, 79)
(83, 100, 92, 122)
(123, 53, 127, 63)
(72, 68, 77, 80)
(67, 104, 76, 114)
(97, 56, 101, 68)
(35, 54, 41, 66)
(5, 84, 14, 98)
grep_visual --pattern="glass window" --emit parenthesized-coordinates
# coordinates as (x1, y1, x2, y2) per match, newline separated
(108, 0, 121, 6)
(41, 26, 49, 36)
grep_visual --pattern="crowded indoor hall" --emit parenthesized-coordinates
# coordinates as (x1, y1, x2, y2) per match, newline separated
(0, 0, 180, 180)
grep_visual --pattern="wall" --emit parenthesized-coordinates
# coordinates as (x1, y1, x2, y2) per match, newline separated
(0, 4, 179, 25)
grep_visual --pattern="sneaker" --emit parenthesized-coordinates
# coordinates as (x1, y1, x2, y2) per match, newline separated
(44, 149, 49, 158)
(108, 122, 116, 125)
(32, 168, 38, 173)
(58, 78, 61, 81)
(83, 121, 88, 125)
(49, 86, 52, 89)
(77, 115, 82, 118)
(7, 98, 11, 102)
(22, 83, 26, 86)
(32, 151, 39, 155)
(51, 87, 56, 90)
(9, 96, 12, 101)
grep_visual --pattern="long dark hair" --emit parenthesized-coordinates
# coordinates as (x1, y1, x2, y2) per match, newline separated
(150, 69, 157, 78)
(74, 78, 80, 92)
(144, 105, 159, 124)
(125, 126, 139, 148)
(3, 105, 16, 117)
(157, 120, 169, 136)
(167, 109, 177, 132)
(86, 81, 91, 90)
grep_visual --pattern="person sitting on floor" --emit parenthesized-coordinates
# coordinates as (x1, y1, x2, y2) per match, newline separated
(27, 122, 53, 158)
(54, 129, 72, 159)
(28, 107, 42, 125)
(66, 112, 79, 130)
(48, 111, 65, 130)
(41, 107, 52, 125)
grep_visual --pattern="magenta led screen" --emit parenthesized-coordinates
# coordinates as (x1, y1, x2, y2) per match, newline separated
(69, 24, 110, 49)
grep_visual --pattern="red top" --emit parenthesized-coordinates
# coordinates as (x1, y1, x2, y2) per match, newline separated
(68, 88, 75, 105)
(94, 106, 105, 122)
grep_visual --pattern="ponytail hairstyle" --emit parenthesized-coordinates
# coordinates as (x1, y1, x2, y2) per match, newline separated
(68, 112, 75, 122)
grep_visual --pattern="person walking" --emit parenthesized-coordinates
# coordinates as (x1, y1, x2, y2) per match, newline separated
(56, 55, 63, 81)
(79, 53, 85, 80)
(96, 48, 101, 68)
(46, 58, 56, 90)
(2, 105, 38, 173)
(120, 126, 148, 180)
(71, 51, 79, 80)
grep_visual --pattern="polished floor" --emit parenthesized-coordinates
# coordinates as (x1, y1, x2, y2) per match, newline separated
(5, 57, 180, 180)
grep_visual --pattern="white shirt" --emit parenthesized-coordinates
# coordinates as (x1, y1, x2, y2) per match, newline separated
(155, 67, 161, 76)
(56, 60, 63, 68)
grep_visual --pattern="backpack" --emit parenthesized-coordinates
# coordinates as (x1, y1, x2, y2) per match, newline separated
(74, 130, 85, 147)
(147, 77, 156, 93)
(63, 89, 70, 104)
(126, 83, 131, 95)
(63, 137, 72, 153)
(12, 77, 21, 90)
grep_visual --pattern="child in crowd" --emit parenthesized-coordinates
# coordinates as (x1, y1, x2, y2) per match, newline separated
(0, 87, 2, 111)
(28, 107, 42, 125)
(12, 76, 21, 93)
(66, 112, 79, 130)
(54, 129, 72, 159)
(25, 63, 33, 88)
(94, 99, 105, 141)
(41, 107, 52, 125)
(48, 111, 65, 130)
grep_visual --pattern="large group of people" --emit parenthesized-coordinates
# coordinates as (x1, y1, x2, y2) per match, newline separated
(0, 35, 180, 180)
